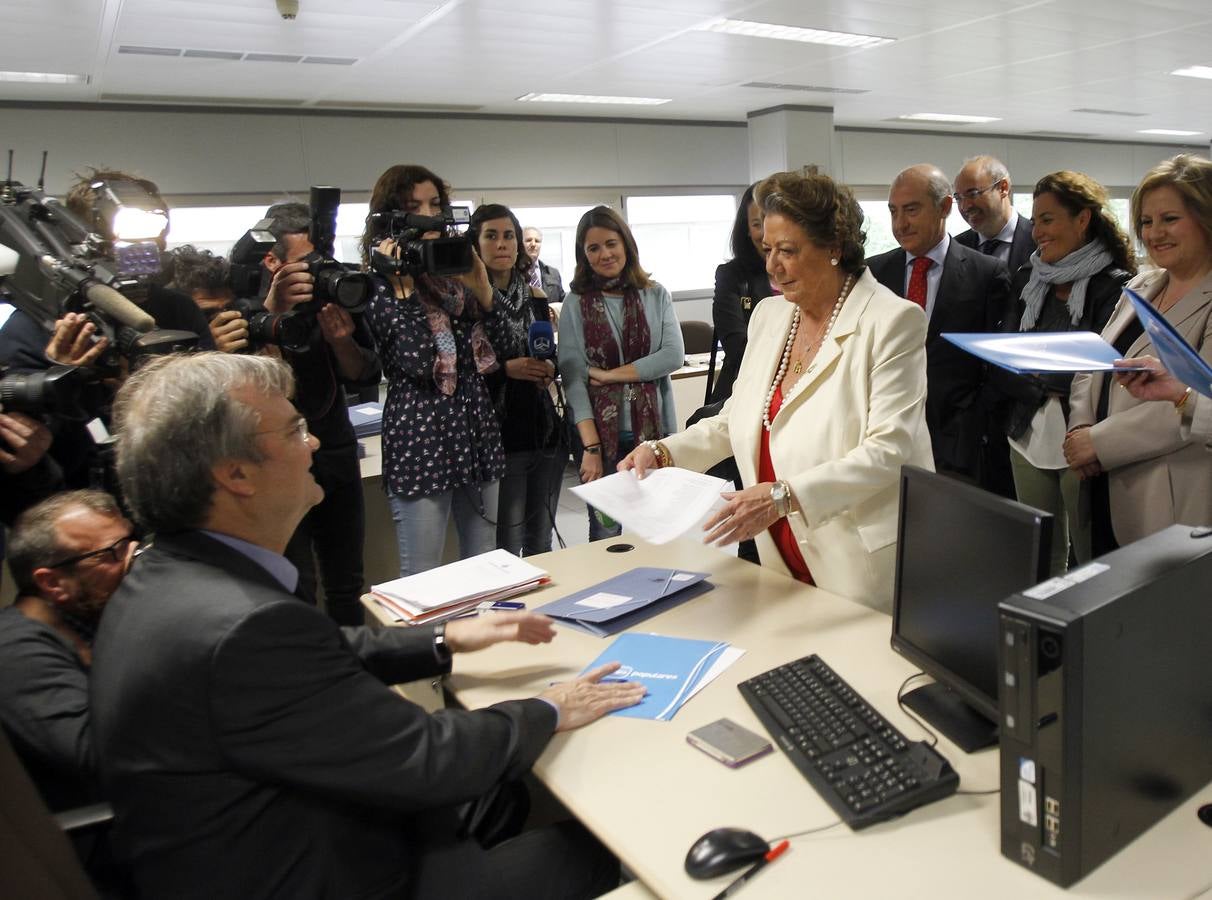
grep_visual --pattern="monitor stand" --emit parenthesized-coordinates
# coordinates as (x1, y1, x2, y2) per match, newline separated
(902, 683, 997, 753)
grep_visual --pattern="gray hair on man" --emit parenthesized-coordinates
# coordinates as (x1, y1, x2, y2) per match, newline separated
(961, 155, 1010, 186)
(113, 352, 294, 533)
(892, 164, 954, 209)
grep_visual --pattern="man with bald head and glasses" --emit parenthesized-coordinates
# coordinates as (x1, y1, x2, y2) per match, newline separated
(953, 155, 1036, 276)
(0, 489, 133, 811)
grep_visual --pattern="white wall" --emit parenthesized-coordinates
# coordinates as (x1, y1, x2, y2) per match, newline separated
(1, 105, 1200, 202)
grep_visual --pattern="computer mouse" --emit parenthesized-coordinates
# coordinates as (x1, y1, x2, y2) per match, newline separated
(684, 827, 770, 879)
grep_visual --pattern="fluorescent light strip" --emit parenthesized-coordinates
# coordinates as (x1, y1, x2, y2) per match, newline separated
(1139, 128, 1203, 136)
(517, 92, 670, 106)
(1172, 65, 1212, 80)
(0, 71, 90, 84)
(695, 18, 893, 49)
(899, 113, 1001, 124)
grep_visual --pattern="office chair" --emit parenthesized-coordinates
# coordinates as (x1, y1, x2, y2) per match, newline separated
(679, 320, 715, 356)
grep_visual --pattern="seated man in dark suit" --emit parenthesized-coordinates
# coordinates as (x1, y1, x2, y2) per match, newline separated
(91, 352, 644, 900)
(867, 164, 1014, 496)
(953, 155, 1036, 276)
(0, 490, 132, 812)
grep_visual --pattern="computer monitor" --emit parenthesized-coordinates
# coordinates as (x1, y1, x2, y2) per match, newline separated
(891, 465, 1052, 753)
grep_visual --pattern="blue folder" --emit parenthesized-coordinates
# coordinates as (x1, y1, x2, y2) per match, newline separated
(942, 331, 1139, 374)
(535, 567, 712, 637)
(581, 632, 730, 721)
(1125, 288, 1212, 399)
(348, 401, 384, 437)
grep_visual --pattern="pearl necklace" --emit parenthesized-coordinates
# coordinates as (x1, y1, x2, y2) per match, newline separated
(763, 273, 855, 431)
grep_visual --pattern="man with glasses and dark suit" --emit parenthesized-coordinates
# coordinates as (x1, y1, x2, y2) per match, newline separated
(0, 490, 133, 811)
(953, 155, 1036, 277)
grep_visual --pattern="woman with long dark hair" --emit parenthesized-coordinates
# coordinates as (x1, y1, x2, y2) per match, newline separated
(557, 206, 684, 541)
(469, 203, 567, 557)
(711, 183, 773, 402)
(361, 164, 504, 576)
(993, 170, 1134, 573)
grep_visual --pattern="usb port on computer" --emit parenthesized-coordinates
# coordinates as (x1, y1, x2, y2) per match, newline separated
(1045, 814, 1060, 833)
(1045, 797, 1060, 816)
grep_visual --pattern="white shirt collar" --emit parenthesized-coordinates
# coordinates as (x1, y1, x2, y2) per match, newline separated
(991, 209, 1019, 245)
(908, 233, 950, 267)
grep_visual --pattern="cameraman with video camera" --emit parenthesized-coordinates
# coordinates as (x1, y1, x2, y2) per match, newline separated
(0, 167, 210, 492)
(254, 199, 380, 625)
(362, 164, 505, 577)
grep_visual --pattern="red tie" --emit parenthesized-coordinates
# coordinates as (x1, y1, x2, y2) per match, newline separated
(907, 257, 932, 309)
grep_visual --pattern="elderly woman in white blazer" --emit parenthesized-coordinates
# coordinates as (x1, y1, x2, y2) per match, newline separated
(621, 170, 933, 612)
(1065, 154, 1212, 553)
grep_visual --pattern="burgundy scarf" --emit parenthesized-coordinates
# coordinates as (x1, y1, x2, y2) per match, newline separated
(579, 281, 661, 461)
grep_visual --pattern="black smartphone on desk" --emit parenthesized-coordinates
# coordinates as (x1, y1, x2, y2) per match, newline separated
(687, 718, 773, 768)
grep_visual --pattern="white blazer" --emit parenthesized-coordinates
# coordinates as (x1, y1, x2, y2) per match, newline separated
(663, 268, 934, 612)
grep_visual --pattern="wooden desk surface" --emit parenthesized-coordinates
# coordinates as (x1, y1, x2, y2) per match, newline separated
(425, 539, 1212, 900)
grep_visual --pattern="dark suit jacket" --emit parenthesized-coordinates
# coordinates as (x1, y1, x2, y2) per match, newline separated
(537, 260, 565, 305)
(91, 531, 557, 900)
(710, 258, 769, 402)
(955, 215, 1036, 279)
(866, 241, 1012, 482)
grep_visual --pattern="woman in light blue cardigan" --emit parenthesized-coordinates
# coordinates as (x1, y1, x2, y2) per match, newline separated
(558, 205, 684, 540)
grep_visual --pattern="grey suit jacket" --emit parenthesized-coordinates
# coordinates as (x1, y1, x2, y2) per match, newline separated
(956, 215, 1036, 278)
(1069, 268, 1212, 545)
(91, 531, 557, 900)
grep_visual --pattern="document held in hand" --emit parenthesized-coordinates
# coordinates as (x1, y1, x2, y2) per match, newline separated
(535, 567, 712, 637)
(582, 632, 734, 721)
(942, 331, 1139, 374)
(569, 468, 732, 545)
(1124, 288, 1212, 399)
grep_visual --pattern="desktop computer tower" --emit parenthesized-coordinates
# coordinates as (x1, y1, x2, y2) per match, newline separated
(997, 524, 1212, 887)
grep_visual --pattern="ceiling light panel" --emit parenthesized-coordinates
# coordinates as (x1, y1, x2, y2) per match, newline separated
(1172, 65, 1212, 80)
(517, 92, 671, 106)
(897, 113, 1001, 124)
(1138, 128, 1203, 136)
(0, 71, 91, 84)
(694, 18, 894, 49)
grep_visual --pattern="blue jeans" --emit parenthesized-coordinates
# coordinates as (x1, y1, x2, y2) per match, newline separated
(497, 448, 565, 557)
(577, 433, 635, 542)
(388, 481, 500, 577)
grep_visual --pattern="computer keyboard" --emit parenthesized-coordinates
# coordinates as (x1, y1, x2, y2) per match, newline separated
(738, 653, 959, 830)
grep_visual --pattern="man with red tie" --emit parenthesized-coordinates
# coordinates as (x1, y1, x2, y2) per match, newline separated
(866, 164, 1013, 495)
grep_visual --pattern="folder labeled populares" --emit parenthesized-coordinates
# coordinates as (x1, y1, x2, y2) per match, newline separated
(1124, 288, 1212, 399)
(535, 567, 712, 637)
(942, 331, 1140, 374)
(581, 632, 733, 721)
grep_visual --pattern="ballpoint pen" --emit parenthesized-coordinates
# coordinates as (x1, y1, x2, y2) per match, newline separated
(709, 840, 790, 900)
(658, 569, 677, 596)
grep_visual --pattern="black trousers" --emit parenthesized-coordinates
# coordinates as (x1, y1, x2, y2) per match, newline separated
(408, 783, 619, 900)
(285, 445, 367, 626)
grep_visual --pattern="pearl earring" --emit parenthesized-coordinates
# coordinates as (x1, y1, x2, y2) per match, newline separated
(830, 258, 839, 267)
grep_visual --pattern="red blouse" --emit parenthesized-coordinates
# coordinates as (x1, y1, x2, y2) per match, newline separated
(760, 383, 813, 584)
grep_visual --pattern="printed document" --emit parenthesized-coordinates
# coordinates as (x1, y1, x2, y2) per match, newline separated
(570, 468, 733, 546)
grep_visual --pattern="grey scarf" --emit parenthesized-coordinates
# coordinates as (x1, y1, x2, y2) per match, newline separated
(1019, 240, 1113, 331)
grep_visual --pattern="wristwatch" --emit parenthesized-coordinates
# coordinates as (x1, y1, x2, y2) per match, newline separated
(770, 480, 791, 519)
(432, 622, 453, 666)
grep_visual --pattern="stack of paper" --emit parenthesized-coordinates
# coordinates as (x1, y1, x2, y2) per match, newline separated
(371, 549, 549, 625)
(535, 567, 713, 637)
(582, 632, 743, 722)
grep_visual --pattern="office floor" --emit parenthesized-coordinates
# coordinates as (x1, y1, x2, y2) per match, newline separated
(550, 463, 590, 554)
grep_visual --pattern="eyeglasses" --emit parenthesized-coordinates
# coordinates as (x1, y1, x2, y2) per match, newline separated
(953, 182, 1002, 203)
(48, 534, 135, 570)
(255, 417, 311, 443)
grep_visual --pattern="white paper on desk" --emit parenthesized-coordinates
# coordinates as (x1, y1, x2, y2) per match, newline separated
(571, 468, 733, 546)
(685, 646, 745, 701)
(372, 549, 547, 611)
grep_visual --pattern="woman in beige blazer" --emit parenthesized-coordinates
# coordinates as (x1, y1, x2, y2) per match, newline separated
(621, 170, 933, 613)
(1066, 154, 1212, 552)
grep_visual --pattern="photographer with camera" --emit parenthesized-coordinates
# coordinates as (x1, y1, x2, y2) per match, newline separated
(0, 167, 211, 491)
(165, 244, 250, 353)
(254, 200, 380, 625)
(361, 164, 505, 577)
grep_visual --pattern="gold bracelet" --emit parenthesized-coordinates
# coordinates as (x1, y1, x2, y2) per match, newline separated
(1175, 387, 1193, 413)
(645, 439, 672, 468)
